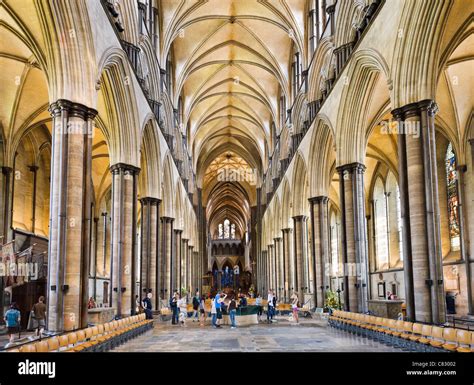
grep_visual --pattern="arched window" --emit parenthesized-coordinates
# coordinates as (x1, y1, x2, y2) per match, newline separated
(373, 177, 389, 270)
(386, 172, 403, 264)
(217, 219, 236, 240)
(445, 143, 460, 251)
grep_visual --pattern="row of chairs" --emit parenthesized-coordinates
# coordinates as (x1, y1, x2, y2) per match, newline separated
(6, 313, 153, 353)
(328, 310, 474, 353)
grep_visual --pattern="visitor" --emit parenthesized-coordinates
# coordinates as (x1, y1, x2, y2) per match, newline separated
(255, 293, 263, 322)
(32, 296, 47, 337)
(4, 302, 21, 345)
(211, 295, 217, 328)
(215, 292, 226, 327)
(178, 294, 187, 326)
(135, 294, 142, 314)
(192, 290, 200, 322)
(272, 290, 278, 322)
(170, 291, 179, 325)
(199, 295, 207, 326)
(87, 297, 96, 309)
(228, 295, 237, 329)
(142, 292, 153, 320)
(239, 295, 247, 307)
(267, 289, 274, 323)
(290, 291, 299, 324)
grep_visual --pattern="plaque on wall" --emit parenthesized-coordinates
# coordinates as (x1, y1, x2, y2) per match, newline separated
(377, 282, 386, 298)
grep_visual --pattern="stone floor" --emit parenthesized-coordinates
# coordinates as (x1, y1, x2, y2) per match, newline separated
(113, 316, 403, 352)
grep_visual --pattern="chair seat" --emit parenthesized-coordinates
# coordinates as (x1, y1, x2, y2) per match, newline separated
(409, 336, 421, 342)
(400, 333, 411, 339)
(456, 346, 474, 353)
(442, 343, 457, 351)
(429, 340, 443, 347)
(418, 337, 431, 344)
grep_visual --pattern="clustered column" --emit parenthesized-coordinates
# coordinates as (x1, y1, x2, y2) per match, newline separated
(282, 228, 293, 300)
(47, 99, 97, 332)
(160, 216, 174, 299)
(336, 162, 369, 313)
(309, 196, 330, 308)
(182, 238, 189, 292)
(293, 216, 308, 298)
(140, 197, 160, 310)
(173, 229, 183, 293)
(392, 100, 445, 323)
(261, 250, 267, 293)
(110, 163, 140, 318)
(274, 237, 283, 300)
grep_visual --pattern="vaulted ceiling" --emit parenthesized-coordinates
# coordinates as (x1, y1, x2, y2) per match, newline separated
(160, 0, 306, 236)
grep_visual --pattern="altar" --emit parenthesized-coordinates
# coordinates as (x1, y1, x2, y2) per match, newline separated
(368, 300, 404, 319)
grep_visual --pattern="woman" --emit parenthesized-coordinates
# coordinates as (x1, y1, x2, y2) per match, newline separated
(255, 293, 263, 322)
(228, 295, 237, 329)
(290, 291, 299, 323)
(178, 294, 187, 326)
(199, 295, 207, 326)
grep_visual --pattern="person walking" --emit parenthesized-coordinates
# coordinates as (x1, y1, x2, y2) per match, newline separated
(192, 290, 200, 322)
(228, 295, 237, 329)
(290, 291, 299, 324)
(4, 302, 21, 345)
(31, 296, 46, 337)
(199, 295, 207, 326)
(255, 293, 263, 322)
(170, 291, 179, 325)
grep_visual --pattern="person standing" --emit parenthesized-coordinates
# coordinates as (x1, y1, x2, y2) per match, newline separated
(178, 294, 187, 326)
(272, 290, 278, 322)
(170, 291, 179, 325)
(255, 293, 263, 322)
(267, 289, 274, 323)
(32, 296, 46, 337)
(215, 292, 226, 328)
(290, 291, 299, 324)
(142, 292, 153, 320)
(4, 302, 21, 345)
(211, 295, 217, 328)
(228, 295, 237, 329)
(199, 295, 207, 326)
(192, 290, 200, 322)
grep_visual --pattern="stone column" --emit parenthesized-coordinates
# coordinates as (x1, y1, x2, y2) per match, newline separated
(282, 228, 293, 301)
(192, 250, 199, 292)
(274, 237, 283, 300)
(268, 244, 275, 291)
(182, 238, 189, 292)
(110, 163, 140, 318)
(188, 245, 194, 292)
(29, 165, 39, 233)
(261, 250, 267, 293)
(173, 229, 182, 293)
(309, 196, 330, 308)
(47, 99, 96, 331)
(336, 162, 369, 313)
(139, 197, 160, 308)
(392, 100, 446, 323)
(1, 167, 13, 241)
(160, 217, 174, 299)
(293, 216, 308, 298)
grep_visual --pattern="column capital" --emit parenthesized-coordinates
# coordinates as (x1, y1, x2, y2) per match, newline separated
(274, 237, 282, 242)
(140, 197, 161, 205)
(292, 215, 308, 222)
(336, 162, 366, 174)
(268, 244, 274, 249)
(49, 99, 97, 120)
(2, 166, 13, 175)
(182, 238, 189, 243)
(282, 228, 293, 234)
(28, 165, 39, 172)
(391, 99, 438, 120)
(308, 196, 329, 204)
(456, 165, 467, 173)
(174, 229, 183, 234)
(110, 162, 140, 175)
(160, 216, 174, 223)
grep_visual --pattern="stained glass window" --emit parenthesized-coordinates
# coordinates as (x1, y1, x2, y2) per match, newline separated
(374, 178, 389, 269)
(218, 224, 223, 239)
(230, 224, 235, 239)
(446, 143, 460, 251)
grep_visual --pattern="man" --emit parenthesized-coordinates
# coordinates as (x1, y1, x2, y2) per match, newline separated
(142, 292, 153, 320)
(32, 296, 47, 337)
(192, 290, 200, 322)
(267, 289, 274, 323)
(215, 292, 227, 328)
(170, 291, 179, 325)
(4, 302, 21, 345)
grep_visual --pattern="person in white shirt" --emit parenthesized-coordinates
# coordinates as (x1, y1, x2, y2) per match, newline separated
(178, 294, 187, 326)
(267, 289, 274, 323)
